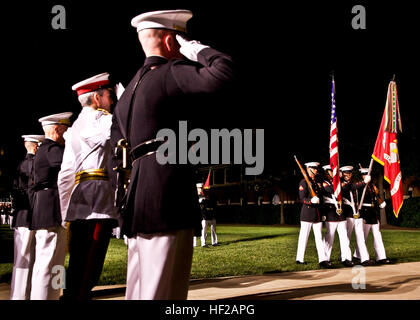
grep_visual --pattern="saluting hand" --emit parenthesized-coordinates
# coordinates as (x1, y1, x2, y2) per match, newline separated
(176, 34, 209, 62)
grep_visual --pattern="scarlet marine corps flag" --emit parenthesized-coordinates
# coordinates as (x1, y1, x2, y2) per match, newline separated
(372, 79, 404, 217)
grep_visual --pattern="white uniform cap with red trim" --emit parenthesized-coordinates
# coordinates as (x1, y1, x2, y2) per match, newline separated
(304, 162, 320, 168)
(359, 168, 369, 174)
(71, 72, 110, 96)
(22, 135, 45, 143)
(38, 112, 73, 127)
(131, 9, 193, 33)
(340, 166, 354, 172)
(322, 164, 331, 171)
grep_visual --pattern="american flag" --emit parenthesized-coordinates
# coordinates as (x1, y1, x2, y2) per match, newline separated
(329, 77, 342, 209)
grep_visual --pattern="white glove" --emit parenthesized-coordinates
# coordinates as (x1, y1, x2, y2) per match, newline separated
(311, 196, 320, 204)
(176, 34, 209, 62)
(115, 82, 125, 100)
(379, 201, 386, 209)
(364, 175, 371, 184)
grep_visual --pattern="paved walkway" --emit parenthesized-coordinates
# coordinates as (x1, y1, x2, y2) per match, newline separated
(1, 261, 419, 300)
(187, 261, 420, 300)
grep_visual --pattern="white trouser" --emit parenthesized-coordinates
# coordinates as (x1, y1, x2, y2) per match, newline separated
(201, 219, 218, 246)
(30, 226, 66, 300)
(359, 223, 387, 261)
(347, 217, 370, 262)
(112, 227, 121, 239)
(126, 229, 194, 300)
(296, 221, 327, 263)
(10, 227, 35, 300)
(193, 236, 198, 247)
(1, 214, 6, 225)
(324, 221, 352, 262)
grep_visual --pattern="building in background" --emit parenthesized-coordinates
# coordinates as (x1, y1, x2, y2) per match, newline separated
(196, 164, 299, 207)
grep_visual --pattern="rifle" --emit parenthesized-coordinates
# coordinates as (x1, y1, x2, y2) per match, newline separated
(356, 158, 374, 216)
(294, 155, 317, 197)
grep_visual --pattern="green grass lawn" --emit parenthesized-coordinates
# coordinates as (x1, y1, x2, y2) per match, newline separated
(1, 224, 420, 286)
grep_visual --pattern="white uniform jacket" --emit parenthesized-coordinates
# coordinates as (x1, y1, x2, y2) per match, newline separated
(58, 107, 118, 222)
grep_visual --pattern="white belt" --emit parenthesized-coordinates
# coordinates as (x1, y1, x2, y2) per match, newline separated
(362, 203, 374, 207)
(342, 198, 352, 206)
(342, 197, 357, 215)
(323, 193, 344, 214)
(323, 196, 335, 205)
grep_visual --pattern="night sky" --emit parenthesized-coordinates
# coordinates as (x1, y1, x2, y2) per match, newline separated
(1, 0, 419, 192)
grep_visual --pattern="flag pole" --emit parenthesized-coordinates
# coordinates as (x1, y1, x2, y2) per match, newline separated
(357, 74, 395, 215)
(336, 116, 342, 214)
(330, 71, 342, 214)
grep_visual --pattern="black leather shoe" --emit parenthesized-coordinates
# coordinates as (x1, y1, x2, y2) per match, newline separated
(342, 260, 355, 267)
(296, 261, 307, 265)
(319, 261, 333, 269)
(361, 259, 375, 266)
(377, 258, 390, 264)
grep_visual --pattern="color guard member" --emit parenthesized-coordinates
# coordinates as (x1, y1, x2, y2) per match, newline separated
(296, 162, 332, 268)
(356, 168, 390, 264)
(341, 165, 374, 266)
(321, 164, 353, 267)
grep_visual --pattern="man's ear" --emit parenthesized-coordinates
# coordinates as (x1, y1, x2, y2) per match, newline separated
(92, 92, 100, 107)
(163, 33, 174, 51)
(53, 125, 60, 135)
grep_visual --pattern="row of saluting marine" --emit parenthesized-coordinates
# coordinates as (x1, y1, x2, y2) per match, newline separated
(8, 9, 235, 300)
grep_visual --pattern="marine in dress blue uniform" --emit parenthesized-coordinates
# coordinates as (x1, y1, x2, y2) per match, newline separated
(321, 165, 353, 267)
(296, 162, 331, 268)
(10, 135, 44, 299)
(109, 9, 234, 300)
(30, 112, 72, 300)
(193, 183, 203, 247)
(200, 188, 218, 247)
(340, 166, 374, 266)
(356, 168, 390, 264)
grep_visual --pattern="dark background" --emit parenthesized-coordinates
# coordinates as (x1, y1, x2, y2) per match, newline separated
(1, 0, 419, 192)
